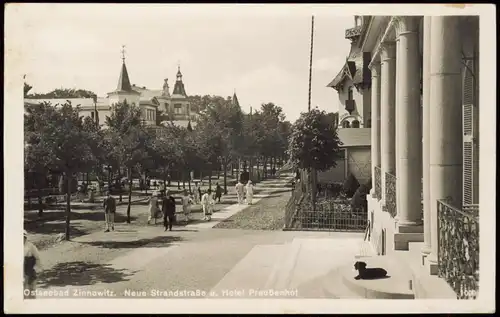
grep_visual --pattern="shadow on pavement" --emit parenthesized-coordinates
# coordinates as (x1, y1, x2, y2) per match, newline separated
(25, 211, 138, 225)
(37, 261, 135, 288)
(81, 235, 184, 249)
(24, 222, 90, 238)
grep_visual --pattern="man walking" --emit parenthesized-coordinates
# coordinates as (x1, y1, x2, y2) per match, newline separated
(162, 190, 176, 231)
(103, 192, 116, 232)
(215, 183, 223, 203)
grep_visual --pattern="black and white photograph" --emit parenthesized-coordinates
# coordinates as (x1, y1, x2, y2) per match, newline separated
(4, 3, 496, 314)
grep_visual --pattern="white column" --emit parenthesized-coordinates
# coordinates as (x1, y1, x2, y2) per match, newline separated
(421, 16, 432, 256)
(395, 16, 423, 227)
(379, 41, 397, 204)
(426, 16, 463, 274)
(370, 62, 381, 197)
(394, 34, 401, 218)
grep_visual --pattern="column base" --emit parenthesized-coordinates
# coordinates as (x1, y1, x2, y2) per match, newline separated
(393, 232, 424, 251)
(396, 222, 424, 234)
(424, 254, 439, 275)
(420, 244, 431, 257)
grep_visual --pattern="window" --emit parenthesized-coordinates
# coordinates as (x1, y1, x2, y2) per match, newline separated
(342, 121, 351, 128)
(174, 104, 182, 114)
(348, 87, 353, 100)
(352, 120, 360, 128)
(367, 119, 372, 128)
(91, 111, 95, 119)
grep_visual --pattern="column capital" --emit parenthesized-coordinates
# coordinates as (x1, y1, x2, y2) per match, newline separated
(379, 41, 396, 61)
(368, 61, 381, 77)
(394, 16, 421, 37)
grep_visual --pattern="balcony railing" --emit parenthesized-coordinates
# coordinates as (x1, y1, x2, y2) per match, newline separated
(374, 166, 382, 200)
(385, 172, 397, 218)
(345, 99, 355, 114)
(438, 200, 479, 299)
(345, 25, 362, 39)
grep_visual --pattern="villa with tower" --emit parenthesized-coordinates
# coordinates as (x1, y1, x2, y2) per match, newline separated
(24, 47, 197, 129)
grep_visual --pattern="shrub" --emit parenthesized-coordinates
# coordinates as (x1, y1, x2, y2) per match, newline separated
(365, 177, 372, 192)
(343, 173, 360, 198)
(351, 183, 368, 210)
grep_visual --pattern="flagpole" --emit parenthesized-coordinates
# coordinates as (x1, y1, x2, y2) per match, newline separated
(308, 15, 315, 112)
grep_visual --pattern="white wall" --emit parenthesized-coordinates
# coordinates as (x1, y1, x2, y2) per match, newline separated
(346, 147, 372, 184)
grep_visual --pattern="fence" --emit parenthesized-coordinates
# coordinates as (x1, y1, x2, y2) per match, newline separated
(286, 199, 367, 232)
(385, 172, 397, 218)
(437, 200, 479, 299)
(284, 183, 304, 228)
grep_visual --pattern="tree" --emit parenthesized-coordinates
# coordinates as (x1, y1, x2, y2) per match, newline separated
(26, 88, 97, 100)
(106, 101, 151, 223)
(24, 82, 33, 97)
(196, 95, 244, 193)
(287, 109, 343, 209)
(24, 101, 96, 240)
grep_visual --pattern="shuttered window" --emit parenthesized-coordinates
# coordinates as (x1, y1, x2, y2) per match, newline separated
(462, 51, 479, 206)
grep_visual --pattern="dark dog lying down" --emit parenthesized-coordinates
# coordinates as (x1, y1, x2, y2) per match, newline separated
(354, 261, 388, 280)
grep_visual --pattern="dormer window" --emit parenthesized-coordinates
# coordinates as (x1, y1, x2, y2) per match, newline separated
(348, 87, 353, 100)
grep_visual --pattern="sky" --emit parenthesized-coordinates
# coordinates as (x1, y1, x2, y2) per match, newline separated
(17, 4, 353, 122)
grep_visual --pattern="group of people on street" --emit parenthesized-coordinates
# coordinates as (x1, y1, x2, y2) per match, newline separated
(235, 180, 254, 205)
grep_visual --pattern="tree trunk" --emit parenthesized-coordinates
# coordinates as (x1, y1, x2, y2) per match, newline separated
(231, 163, 234, 177)
(65, 172, 72, 241)
(144, 171, 148, 194)
(311, 168, 318, 211)
(126, 168, 133, 224)
(188, 174, 192, 194)
(182, 171, 186, 189)
(36, 175, 44, 217)
(177, 170, 181, 189)
(263, 157, 268, 178)
(118, 169, 123, 202)
(209, 171, 212, 190)
(223, 162, 228, 194)
(107, 168, 112, 196)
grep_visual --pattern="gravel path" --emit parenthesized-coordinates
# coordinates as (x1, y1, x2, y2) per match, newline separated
(213, 189, 292, 230)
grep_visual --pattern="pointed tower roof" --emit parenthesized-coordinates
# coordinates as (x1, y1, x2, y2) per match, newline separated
(109, 46, 140, 95)
(172, 65, 187, 98)
(232, 91, 240, 108)
(117, 62, 133, 92)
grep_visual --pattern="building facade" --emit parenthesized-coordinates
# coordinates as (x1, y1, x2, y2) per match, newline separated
(355, 16, 479, 298)
(24, 55, 197, 129)
(328, 15, 372, 129)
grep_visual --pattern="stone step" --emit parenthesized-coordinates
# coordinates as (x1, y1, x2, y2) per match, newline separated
(338, 256, 415, 299)
(394, 232, 424, 251)
(209, 244, 287, 297)
(408, 242, 426, 266)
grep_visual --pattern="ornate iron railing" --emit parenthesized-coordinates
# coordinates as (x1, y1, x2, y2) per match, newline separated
(374, 166, 382, 200)
(345, 25, 362, 39)
(290, 201, 367, 232)
(284, 182, 304, 229)
(437, 200, 479, 300)
(385, 172, 397, 218)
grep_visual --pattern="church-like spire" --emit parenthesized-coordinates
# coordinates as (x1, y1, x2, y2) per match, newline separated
(117, 45, 133, 92)
(232, 91, 240, 109)
(172, 64, 187, 97)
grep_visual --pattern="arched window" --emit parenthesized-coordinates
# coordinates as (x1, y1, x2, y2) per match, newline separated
(342, 121, 351, 129)
(352, 120, 360, 128)
(348, 87, 354, 100)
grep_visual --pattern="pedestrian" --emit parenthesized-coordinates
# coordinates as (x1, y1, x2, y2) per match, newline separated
(193, 182, 200, 204)
(201, 189, 214, 221)
(162, 190, 176, 231)
(272, 167, 276, 177)
(24, 230, 42, 299)
(181, 189, 193, 222)
(147, 191, 160, 225)
(245, 180, 254, 205)
(215, 183, 223, 203)
(103, 192, 116, 232)
(167, 174, 171, 186)
(235, 181, 245, 204)
(197, 184, 202, 203)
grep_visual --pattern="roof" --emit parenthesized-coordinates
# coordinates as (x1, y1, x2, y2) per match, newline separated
(132, 85, 163, 99)
(116, 62, 133, 92)
(172, 80, 187, 97)
(337, 128, 371, 147)
(232, 93, 240, 108)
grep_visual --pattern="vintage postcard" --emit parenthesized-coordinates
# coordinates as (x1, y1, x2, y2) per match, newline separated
(4, 3, 496, 314)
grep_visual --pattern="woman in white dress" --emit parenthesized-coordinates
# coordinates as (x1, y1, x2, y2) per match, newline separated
(147, 191, 160, 225)
(201, 189, 215, 221)
(245, 180, 254, 205)
(181, 190, 194, 222)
